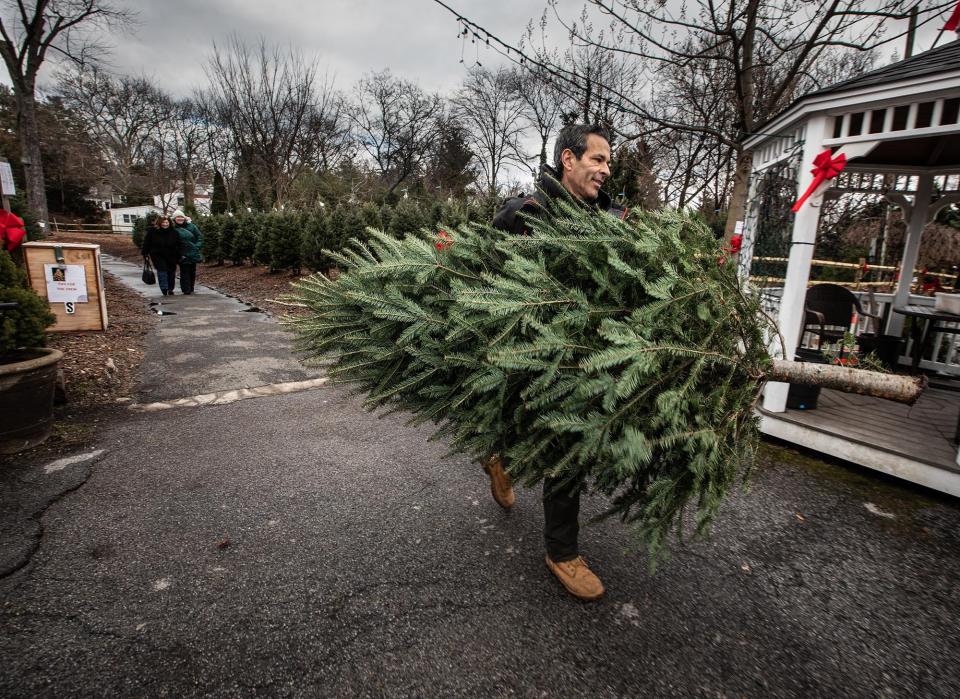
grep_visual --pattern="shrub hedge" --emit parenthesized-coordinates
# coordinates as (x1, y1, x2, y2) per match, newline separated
(196, 199, 488, 274)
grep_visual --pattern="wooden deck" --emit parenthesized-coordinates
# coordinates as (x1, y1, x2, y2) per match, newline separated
(758, 385, 960, 496)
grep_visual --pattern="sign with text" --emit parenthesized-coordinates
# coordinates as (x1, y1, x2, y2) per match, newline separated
(0, 162, 15, 195)
(44, 264, 88, 303)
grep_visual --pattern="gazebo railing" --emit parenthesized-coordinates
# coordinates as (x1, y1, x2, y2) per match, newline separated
(755, 285, 960, 375)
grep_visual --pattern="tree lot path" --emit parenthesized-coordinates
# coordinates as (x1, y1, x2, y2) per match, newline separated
(1, 258, 959, 697)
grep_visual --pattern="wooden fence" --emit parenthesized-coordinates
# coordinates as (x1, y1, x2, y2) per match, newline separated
(48, 221, 131, 236)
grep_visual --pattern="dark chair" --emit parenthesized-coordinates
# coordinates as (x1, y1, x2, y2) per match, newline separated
(800, 284, 880, 353)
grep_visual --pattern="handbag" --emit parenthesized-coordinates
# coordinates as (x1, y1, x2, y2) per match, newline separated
(142, 258, 156, 285)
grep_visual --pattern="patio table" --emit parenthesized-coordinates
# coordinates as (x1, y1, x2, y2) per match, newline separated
(893, 305, 960, 373)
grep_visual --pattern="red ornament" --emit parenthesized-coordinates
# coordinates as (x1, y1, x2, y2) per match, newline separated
(436, 229, 453, 251)
(0, 210, 26, 252)
(791, 150, 846, 213)
(717, 234, 744, 266)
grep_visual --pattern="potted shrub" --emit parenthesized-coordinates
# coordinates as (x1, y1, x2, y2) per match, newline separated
(0, 247, 59, 453)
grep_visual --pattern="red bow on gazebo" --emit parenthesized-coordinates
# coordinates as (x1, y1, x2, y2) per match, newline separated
(0, 210, 26, 252)
(945, 1, 960, 31)
(791, 149, 846, 213)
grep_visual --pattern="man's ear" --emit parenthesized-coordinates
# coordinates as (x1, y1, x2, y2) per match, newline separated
(559, 148, 576, 172)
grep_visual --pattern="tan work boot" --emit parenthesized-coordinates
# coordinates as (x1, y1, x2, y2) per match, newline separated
(545, 555, 605, 601)
(482, 455, 515, 509)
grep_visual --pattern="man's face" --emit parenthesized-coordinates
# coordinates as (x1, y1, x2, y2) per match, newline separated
(174, 216, 185, 225)
(560, 134, 611, 201)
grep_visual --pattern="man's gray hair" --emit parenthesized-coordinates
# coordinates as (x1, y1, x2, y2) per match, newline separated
(553, 124, 611, 171)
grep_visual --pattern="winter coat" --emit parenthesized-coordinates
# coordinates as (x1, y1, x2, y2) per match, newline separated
(142, 226, 181, 271)
(174, 221, 204, 263)
(492, 165, 627, 236)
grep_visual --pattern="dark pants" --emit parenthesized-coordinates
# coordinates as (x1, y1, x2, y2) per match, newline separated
(156, 268, 176, 293)
(151, 258, 177, 294)
(543, 476, 581, 562)
(179, 263, 197, 294)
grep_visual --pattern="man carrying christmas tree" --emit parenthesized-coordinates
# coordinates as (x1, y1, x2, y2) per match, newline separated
(487, 124, 626, 601)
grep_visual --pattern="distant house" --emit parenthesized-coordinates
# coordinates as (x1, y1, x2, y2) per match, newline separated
(109, 205, 160, 233)
(154, 184, 213, 215)
(86, 184, 125, 211)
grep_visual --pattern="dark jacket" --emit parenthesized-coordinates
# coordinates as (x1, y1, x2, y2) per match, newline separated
(492, 165, 627, 236)
(174, 221, 204, 263)
(142, 226, 181, 271)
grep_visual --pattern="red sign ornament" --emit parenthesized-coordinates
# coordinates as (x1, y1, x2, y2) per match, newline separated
(791, 149, 847, 213)
(0, 210, 27, 252)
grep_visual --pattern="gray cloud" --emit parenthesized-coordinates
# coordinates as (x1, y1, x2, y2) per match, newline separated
(39, 0, 586, 97)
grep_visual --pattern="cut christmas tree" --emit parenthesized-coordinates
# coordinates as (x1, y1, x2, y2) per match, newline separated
(283, 203, 923, 561)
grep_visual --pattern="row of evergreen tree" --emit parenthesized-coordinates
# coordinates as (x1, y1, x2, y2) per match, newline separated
(136, 197, 491, 274)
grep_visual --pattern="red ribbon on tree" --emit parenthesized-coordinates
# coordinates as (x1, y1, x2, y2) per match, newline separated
(0, 210, 26, 252)
(791, 149, 846, 213)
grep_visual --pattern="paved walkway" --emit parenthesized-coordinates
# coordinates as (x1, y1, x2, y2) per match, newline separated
(2, 260, 959, 697)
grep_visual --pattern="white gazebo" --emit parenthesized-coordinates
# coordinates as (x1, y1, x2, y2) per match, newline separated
(740, 38, 960, 494)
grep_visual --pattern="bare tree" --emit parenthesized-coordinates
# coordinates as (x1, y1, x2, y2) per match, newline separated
(204, 35, 321, 208)
(512, 66, 567, 172)
(425, 112, 476, 198)
(0, 0, 130, 225)
(56, 65, 169, 199)
(194, 90, 237, 205)
(433, 0, 955, 235)
(161, 97, 214, 209)
(348, 70, 441, 194)
(301, 73, 353, 174)
(452, 67, 527, 195)
(0, 86, 106, 215)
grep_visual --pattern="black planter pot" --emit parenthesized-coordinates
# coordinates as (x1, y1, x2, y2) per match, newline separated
(786, 347, 827, 410)
(0, 347, 63, 454)
(856, 333, 903, 371)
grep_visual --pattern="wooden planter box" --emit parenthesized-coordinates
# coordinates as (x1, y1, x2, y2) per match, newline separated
(21, 242, 108, 332)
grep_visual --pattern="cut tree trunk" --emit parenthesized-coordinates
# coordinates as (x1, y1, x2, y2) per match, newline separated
(766, 359, 927, 406)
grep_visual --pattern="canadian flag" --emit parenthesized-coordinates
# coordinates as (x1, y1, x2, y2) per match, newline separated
(946, 1, 960, 32)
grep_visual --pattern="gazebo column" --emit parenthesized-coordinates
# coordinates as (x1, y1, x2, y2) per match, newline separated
(886, 174, 933, 337)
(762, 116, 829, 413)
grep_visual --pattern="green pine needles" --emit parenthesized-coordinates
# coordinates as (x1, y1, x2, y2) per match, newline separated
(284, 203, 774, 563)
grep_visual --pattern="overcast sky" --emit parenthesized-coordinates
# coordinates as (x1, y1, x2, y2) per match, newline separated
(39, 0, 585, 97)
(26, 0, 948, 99)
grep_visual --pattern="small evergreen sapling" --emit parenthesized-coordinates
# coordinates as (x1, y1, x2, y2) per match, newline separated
(203, 216, 224, 266)
(229, 214, 258, 265)
(0, 249, 55, 359)
(301, 211, 329, 272)
(253, 213, 275, 269)
(270, 212, 304, 274)
(219, 216, 238, 265)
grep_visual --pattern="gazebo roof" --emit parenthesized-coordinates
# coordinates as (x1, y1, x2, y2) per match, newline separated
(744, 39, 960, 152)
(803, 39, 960, 101)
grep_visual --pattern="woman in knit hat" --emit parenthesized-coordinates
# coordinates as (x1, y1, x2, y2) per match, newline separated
(171, 210, 203, 295)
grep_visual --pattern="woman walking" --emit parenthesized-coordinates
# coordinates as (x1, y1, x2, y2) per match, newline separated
(141, 215, 180, 295)
(171, 209, 203, 295)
